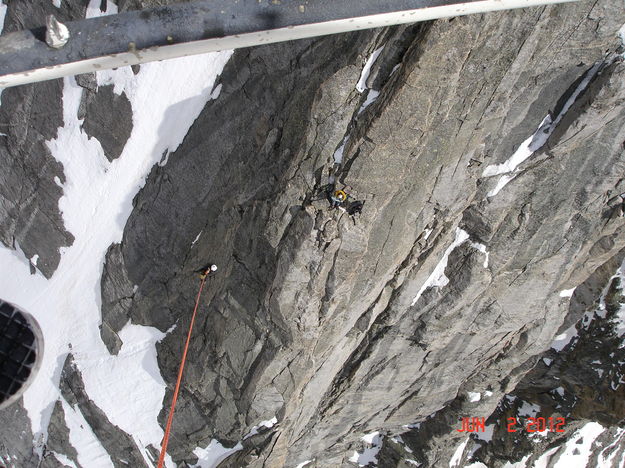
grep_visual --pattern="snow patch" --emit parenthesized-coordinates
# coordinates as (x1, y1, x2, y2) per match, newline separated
(210, 83, 223, 100)
(61, 397, 113, 467)
(474, 424, 495, 443)
(448, 437, 468, 467)
(333, 137, 348, 164)
(244, 416, 278, 440)
(80, 321, 168, 464)
(403, 422, 421, 430)
(391, 435, 413, 453)
(482, 116, 550, 178)
(467, 392, 481, 402)
(551, 325, 578, 351)
(533, 446, 560, 468)
(468, 239, 489, 268)
(598, 427, 625, 467)
(559, 288, 575, 298)
(611, 260, 625, 338)
(502, 455, 530, 468)
(0, 3, 7, 33)
(517, 401, 540, 418)
(30, 254, 39, 267)
(0, 48, 233, 464)
(485, 61, 605, 197)
(357, 46, 385, 93)
(552, 422, 604, 468)
(411, 228, 469, 306)
(192, 231, 203, 245)
(349, 432, 383, 467)
(482, 116, 546, 198)
(358, 89, 380, 115)
(191, 440, 243, 468)
(294, 461, 312, 468)
(51, 451, 77, 468)
(542, 358, 553, 366)
(86, 0, 117, 18)
(193, 417, 276, 467)
(53, 0, 62, 7)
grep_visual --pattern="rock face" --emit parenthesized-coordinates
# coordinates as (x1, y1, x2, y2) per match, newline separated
(0, 0, 624, 467)
(0, 0, 91, 278)
(103, 0, 625, 466)
(81, 84, 133, 162)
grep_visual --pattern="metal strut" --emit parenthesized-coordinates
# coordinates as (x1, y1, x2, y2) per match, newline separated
(0, 0, 578, 88)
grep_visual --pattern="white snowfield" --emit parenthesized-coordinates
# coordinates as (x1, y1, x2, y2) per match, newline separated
(0, 1, 233, 466)
(349, 431, 384, 467)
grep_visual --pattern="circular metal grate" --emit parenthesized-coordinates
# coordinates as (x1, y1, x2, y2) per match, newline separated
(0, 300, 43, 409)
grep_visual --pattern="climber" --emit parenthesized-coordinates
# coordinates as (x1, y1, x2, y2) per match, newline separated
(328, 189, 347, 208)
(196, 264, 218, 280)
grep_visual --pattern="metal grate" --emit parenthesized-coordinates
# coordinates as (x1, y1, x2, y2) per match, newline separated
(0, 300, 41, 408)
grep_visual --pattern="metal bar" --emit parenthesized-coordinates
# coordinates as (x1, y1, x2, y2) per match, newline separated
(0, 0, 577, 88)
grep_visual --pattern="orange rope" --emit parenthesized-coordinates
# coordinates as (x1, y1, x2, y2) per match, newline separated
(157, 276, 206, 468)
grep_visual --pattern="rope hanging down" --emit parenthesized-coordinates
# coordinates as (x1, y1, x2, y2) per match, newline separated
(157, 276, 207, 468)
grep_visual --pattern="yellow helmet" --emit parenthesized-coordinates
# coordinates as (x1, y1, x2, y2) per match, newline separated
(334, 190, 346, 201)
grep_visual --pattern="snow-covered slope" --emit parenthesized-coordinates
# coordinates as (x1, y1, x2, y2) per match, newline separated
(0, 4, 232, 461)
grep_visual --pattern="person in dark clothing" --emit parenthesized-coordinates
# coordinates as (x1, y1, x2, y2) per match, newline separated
(195, 264, 217, 280)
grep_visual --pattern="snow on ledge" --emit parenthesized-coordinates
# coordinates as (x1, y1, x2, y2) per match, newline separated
(192, 417, 278, 468)
(333, 137, 349, 164)
(411, 228, 489, 306)
(358, 89, 380, 115)
(244, 416, 278, 440)
(294, 461, 313, 468)
(192, 440, 243, 468)
(483, 115, 550, 197)
(485, 59, 605, 198)
(356, 46, 385, 93)
(0, 36, 233, 465)
(559, 288, 575, 298)
(549, 422, 604, 467)
(192, 231, 203, 246)
(349, 431, 383, 467)
(449, 437, 469, 467)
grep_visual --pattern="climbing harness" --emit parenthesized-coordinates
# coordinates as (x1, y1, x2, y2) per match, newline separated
(156, 273, 208, 468)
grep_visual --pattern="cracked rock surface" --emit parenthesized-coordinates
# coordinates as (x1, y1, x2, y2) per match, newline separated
(0, 0, 624, 467)
(104, 0, 625, 466)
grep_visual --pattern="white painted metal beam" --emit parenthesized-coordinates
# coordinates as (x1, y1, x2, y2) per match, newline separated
(0, 0, 578, 88)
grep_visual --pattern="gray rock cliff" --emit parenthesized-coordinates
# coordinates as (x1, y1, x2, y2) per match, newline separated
(0, 0, 624, 466)
(103, 0, 625, 466)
